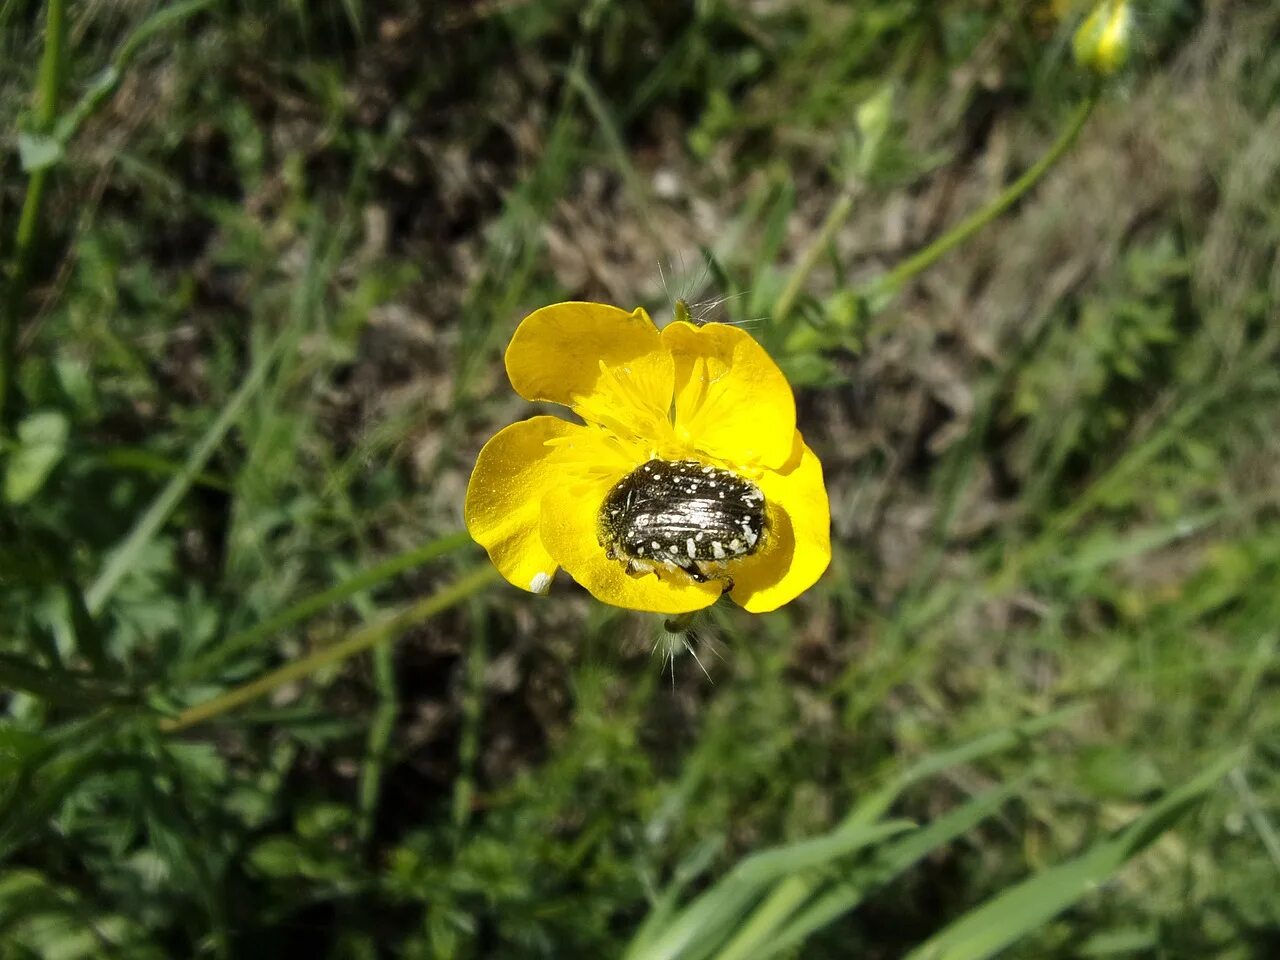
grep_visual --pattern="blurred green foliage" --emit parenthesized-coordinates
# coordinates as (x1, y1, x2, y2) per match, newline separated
(1, 0, 1278, 957)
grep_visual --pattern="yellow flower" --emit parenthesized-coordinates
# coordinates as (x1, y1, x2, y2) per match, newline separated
(465, 302, 831, 614)
(1073, 0, 1133, 75)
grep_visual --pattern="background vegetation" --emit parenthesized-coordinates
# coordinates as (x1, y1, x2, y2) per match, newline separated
(2, 0, 1278, 957)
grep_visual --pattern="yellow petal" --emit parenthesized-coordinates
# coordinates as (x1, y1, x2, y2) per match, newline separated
(465, 416, 576, 595)
(662, 321, 796, 469)
(539, 472, 723, 614)
(730, 433, 830, 613)
(505, 302, 674, 442)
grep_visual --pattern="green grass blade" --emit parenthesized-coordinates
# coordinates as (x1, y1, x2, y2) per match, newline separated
(85, 339, 282, 615)
(729, 820, 916, 887)
(451, 598, 488, 832)
(630, 820, 913, 960)
(0, 748, 136, 863)
(905, 751, 1244, 960)
(652, 710, 1079, 960)
(1228, 767, 1280, 874)
(160, 566, 499, 732)
(62, 577, 112, 677)
(749, 779, 1026, 960)
(844, 706, 1084, 829)
(625, 838, 726, 960)
(772, 189, 856, 326)
(563, 64, 658, 244)
(179, 531, 473, 679)
(53, 0, 216, 149)
(0, 653, 119, 707)
(357, 642, 397, 847)
(97, 447, 231, 492)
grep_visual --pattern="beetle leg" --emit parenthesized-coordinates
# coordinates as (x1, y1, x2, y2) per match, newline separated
(675, 558, 710, 583)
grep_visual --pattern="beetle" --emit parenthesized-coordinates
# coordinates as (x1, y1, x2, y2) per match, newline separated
(598, 459, 766, 587)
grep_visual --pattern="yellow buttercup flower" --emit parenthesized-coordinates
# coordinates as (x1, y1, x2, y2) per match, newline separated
(1073, 0, 1133, 75)
(465, 302, 831, 614)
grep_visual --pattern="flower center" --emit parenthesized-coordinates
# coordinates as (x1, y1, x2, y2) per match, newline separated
(597, 459, 766, 583)
(571, 360, 676, 449)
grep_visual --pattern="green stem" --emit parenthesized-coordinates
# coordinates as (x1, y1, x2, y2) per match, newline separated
(161, 566, 499, 733)
(35, 0, 68, 131)
(773, 189, 856, 325)
(1, 0, 212, 432)
(86, 336, 284, 614)
(711, 879, 810, 960)
(867, 94, 1098, 302)
(1, 0, 67, 430)
(54, 0, 217, 147)
(451, 598, 488, 831)
(179, 530, 474, 679)
(1229, 767, 1280, 873)
(564, 63, 661, 247)
(357, 642, 398, 847)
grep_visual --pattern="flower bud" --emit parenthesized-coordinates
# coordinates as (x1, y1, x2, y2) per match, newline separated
(1073, 0, 1133, 75)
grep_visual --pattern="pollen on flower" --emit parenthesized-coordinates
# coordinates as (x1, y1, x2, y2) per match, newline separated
(597, 458, 766, 587)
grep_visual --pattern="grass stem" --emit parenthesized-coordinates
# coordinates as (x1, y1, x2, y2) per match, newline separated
(866, 93, 1099, 302)
(772, 189, 856, 325)
(161, 566, 499, 733)
(1, 0, 67, 430)
(86, 337, 283, 614)
(180, 530, 474, 679)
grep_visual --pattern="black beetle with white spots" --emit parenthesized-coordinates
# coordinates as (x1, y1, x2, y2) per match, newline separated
(598, 459, 766, 590)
